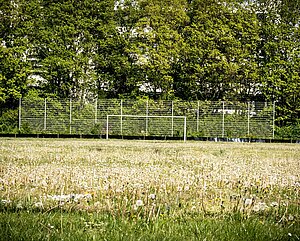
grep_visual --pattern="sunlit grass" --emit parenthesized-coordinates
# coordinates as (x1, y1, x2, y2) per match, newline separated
(0, 138, 299, 240)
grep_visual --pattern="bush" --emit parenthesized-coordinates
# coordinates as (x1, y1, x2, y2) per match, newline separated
(275, 122, 300, 139)
(0, 109, 18, 133)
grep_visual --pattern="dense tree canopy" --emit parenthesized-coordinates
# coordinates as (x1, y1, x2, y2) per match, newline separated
(0, 0, 300, 126)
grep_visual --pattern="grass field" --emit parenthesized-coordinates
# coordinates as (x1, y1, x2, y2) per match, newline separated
(0, 138, 299, 240)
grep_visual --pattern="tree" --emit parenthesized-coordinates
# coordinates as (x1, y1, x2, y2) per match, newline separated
(93, 0, 139, 98)
(256, 0, 300, 125)
(173, 0, 261, 101)
(0, 0, 34, 109)
(32, 0, 104, 100)
(128, 0, 189, 99)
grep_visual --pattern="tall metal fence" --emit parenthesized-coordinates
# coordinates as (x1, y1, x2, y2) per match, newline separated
(19, 97, 275, 139)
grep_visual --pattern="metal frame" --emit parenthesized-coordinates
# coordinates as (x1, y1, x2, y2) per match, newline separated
(19, 98, 274, 138)
(106, 114, 187, 141)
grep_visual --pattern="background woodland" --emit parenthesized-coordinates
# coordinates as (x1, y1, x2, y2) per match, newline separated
(0, 0, 300, 136)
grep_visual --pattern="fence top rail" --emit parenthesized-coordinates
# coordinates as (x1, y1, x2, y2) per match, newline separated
(107, 115, 186, 119)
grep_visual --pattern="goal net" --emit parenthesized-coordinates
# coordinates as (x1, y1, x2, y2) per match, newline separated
(106, 115, 187, 141)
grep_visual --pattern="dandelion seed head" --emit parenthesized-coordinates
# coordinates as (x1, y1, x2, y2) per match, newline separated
(1, 199, 11, 205)
(34, 201, 43, 208)
(136, 199, 143, 207)
(270, 201, 278, 207)
(244, 198, 252, 206)
(16, 203, 23, 209)
(148, 193, 156, 200)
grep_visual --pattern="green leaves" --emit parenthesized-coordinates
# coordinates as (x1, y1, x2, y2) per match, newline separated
(256, 0, 300, 125)
(174, 0, 261, 101)
(0, 0, 299, 126)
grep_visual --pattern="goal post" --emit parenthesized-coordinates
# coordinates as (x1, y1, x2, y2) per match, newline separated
(106, 115, 187, 141)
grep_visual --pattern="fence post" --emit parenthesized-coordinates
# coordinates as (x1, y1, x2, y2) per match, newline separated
(171, 101, 174, 137)
(184, 117, 187, 142)
(69, 98, 72, 134)
(197, 101, 199, 132)
(247, 101, 250, 137)
(146, 99, 148, 135)
(106, 115, 109, 139)
(120, 100, 123, 136)
(273, 101, 276, 139)
(222, 101, 225, 138)
(95, 99, 98, 124)
(44, 98, 47, 131)
(18, 98, 22, 131)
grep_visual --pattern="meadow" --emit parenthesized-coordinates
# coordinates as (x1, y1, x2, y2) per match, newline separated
(0, 138, 299, 240)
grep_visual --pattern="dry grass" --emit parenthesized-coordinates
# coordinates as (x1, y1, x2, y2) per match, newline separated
(0, 138, 299, 221)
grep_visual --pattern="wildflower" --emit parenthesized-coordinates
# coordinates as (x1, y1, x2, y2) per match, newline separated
(48, 193, 93, 203)
(270, 201, 279, 207)
(253, 202, 268, 212)
(1, 199, 11, 205)
(16, 203, 23, 209)
(41, 180, 47, 187)
(177, 186, 183, 192)
(136, 200, 143, 207)
(134, 183, 144, 189)
(253, 205, 260, 212)
(49, 194, 69, 202)
(84, 193, 92, 200)
(258, 202, 268, 211)
(244, 198, 252, 206)
(74, 194, 84, 202)
(148, 193, 156, 200)
(116, 189, 122, 193)
(34, 201, 43, 209)
(48, 224, 54, 229)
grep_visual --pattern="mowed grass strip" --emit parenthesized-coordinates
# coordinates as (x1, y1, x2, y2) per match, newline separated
(0, 138, 299, 240)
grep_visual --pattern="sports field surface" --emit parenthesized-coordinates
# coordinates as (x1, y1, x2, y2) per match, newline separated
(0, 138, 299, 240)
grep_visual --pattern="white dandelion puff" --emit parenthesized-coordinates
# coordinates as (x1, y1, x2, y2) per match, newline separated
(136, 199, 143, 207)
(253, 202, 268, 212)
(16, 203, 23, 209)
(244, 198, 252, 206)
(1, 199, 11, 205)
(148, 193, 156, 200)
(270, 201, 279, 207)
(34, 201, 43, 209)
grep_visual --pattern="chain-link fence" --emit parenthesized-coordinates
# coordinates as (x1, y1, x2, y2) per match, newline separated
(19, 97, 274, 138)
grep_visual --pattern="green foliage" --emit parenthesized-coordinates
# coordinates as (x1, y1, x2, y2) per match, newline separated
(256, 0, 300, 126)
(0, 211, 299, 241)
(275, 123, 300, 139)
(0, 0, 300, 134)
(174, 0, 261, 101)
(0, 109, 18, 133)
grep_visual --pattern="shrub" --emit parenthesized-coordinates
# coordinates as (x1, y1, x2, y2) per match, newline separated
(0, 109, 18, 133)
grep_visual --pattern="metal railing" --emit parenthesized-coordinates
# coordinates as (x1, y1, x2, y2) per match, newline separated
(19, 97, 274, 139)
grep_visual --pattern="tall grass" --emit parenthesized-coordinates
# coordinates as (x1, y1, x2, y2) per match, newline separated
(0, 139, 299, 240)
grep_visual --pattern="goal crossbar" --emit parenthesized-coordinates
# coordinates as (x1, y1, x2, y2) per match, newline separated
(106, 114, 187, 141)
